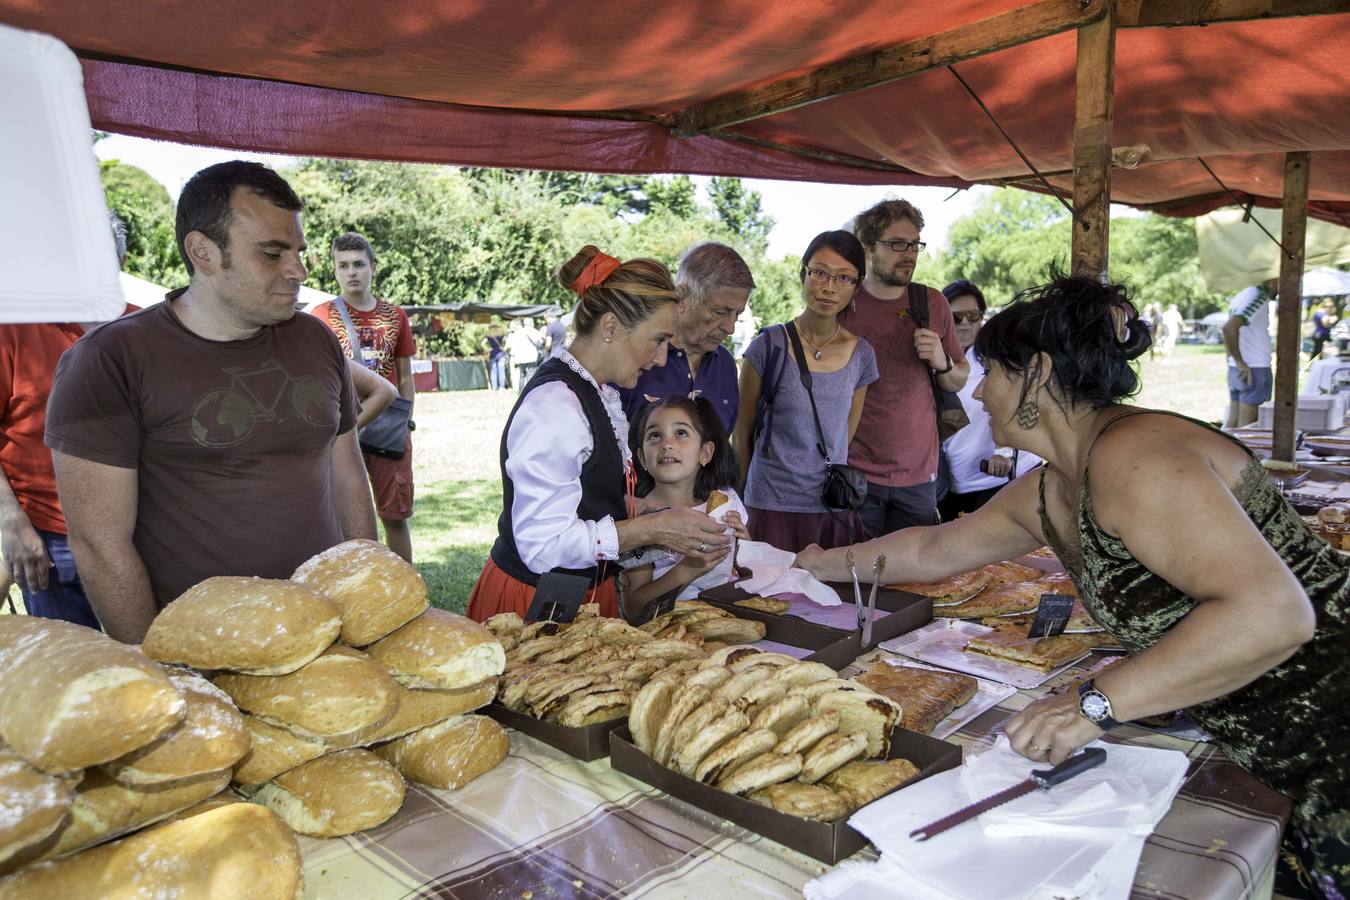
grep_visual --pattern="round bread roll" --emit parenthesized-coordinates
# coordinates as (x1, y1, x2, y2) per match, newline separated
(143, 576, 341, 676)
(291, 539, 430, 646)
(0, 617, 185, 775)
(0, 744, 78, 871)
(0, 801, 302, 899)
(232, 717, 328, 788)
(253, 749, 406, 838)
(367, 609, 506, 690)
(103, 670, 250, 786)
(373, 715, 509, 790)
(213, 646, 400, 740)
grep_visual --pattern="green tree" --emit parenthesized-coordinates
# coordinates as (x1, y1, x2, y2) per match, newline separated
(707, 177, 774, 254)
(100, 160, 180, 287)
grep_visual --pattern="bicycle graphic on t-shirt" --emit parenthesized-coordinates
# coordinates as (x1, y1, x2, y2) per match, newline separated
(190, 359, 337, 448)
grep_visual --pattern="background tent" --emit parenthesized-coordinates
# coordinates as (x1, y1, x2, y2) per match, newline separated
(1197, 207, 1350, 293)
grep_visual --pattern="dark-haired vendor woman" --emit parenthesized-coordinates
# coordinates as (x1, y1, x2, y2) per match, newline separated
(798, 274, 1349, 895)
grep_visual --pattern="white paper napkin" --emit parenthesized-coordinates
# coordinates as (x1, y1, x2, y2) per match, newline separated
(733, 539, 841, 606)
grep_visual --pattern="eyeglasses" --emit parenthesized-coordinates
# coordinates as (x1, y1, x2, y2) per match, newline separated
(951, 310, 984, 324)
(874, 238, 927, 253)
(805, 268, 859, 287)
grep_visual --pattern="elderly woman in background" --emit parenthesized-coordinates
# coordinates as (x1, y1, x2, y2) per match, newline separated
(618, 242, 755, 433)
(467, 245, 730, 622)
(799, 273, 1348, 895)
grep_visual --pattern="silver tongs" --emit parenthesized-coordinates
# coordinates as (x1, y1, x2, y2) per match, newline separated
(846, 549, 864, 632)
(862, 554, 886, 648)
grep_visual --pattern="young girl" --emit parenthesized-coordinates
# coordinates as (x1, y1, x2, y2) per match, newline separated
(622, 395, 750, 613)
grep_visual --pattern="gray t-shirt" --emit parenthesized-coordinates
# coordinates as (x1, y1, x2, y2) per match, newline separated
(743, 325, 879, 513)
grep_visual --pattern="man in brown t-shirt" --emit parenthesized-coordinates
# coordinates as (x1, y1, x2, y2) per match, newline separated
(46, 161, 377, 643)
(847, 199, 969, 536)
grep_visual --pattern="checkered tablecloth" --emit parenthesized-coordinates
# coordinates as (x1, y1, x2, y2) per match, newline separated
(300, 652, 1290, 899)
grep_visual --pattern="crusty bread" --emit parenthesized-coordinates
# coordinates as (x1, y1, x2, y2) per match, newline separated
(0, 801, 302, 899)
(374, 715, 509, 791)
(0, 617, 185, 774)
(103, 670, 250, 786)
(355, 681, 496, 745)
(483, 612, 526, 637)
(213, 646, 400, 740)
(231, 717, 328, 788)
(749, 782, 849, 821)
(291, 539, 430, 646)
(253, 749, 405, 838)
(0, 745, 78, 870)
(367, 609, 506, 690)
(38, 768, 231, 861)
(143, 576, 341, 676)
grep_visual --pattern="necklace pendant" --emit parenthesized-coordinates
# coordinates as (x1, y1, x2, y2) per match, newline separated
(813, 349, 823, 360)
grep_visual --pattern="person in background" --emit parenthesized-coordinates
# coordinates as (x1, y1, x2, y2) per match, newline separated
(732, 305, 758, 360)
(485, 323, 508, 390)
(0, 213, 138, 628)
(848, 199, 968, 536)
(618, 242, 755, 433)
(1222, 278, 1277, 428)
(311, 232, 417, 563)
(1312, 299, 1338, 360)
(506, 318, 541, 389)
(733, 231, 878, 552)
(1160, 303, 1184, 356)
(46, 161, 376, 643)
(799, 273, 1347, 895)
(936, 279, 1041, 520)
(467, 245, 730, 622)
(545, 312, 567, 358)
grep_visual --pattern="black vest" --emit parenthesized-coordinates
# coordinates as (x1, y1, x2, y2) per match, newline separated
(490, 357, 628, 586)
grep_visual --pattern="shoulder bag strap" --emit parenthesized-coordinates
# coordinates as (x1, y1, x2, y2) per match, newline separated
(331, 297, 367, 367)
(784, 322, 833, 465)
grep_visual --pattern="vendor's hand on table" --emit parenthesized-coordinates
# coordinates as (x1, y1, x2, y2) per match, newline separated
(984, 454, 1012, 478)
(651, 508, 732, 560)
(1004, 691, 1103, 766)
(1, 511, 51, 593)
(914, 327, 948, 371)
(723, 511, 751, 541)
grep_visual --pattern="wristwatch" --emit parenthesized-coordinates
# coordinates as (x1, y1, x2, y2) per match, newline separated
(932, 354, 954, 375)
(1077, 679, 1120, 731)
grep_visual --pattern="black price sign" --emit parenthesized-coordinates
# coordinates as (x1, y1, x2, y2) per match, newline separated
(1026, 593, 1076, 638)
(526, 572, 592, 624)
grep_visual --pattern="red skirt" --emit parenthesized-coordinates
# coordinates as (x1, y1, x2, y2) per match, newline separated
(466, 557, 619, 622)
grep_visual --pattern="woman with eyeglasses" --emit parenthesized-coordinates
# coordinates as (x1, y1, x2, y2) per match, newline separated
(937, 279, 1042, 520)
(731, 231, 878, 552)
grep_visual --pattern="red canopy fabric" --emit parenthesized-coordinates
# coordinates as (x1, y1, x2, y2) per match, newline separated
(5, 1, 1349, 220)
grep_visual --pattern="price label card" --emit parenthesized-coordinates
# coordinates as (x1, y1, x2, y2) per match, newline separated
(1026, 593, 1076, 638)
(526, 572, 592, 624)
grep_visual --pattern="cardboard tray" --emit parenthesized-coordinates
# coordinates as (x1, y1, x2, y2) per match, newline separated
(485, 701, 624, 762)
(610, 724, 962, 864)
(699, 581, 933, 670)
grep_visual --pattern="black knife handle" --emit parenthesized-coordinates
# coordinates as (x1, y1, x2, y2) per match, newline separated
(1031, 746, 1106, 788)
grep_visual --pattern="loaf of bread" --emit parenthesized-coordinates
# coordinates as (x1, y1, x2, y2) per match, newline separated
(366, 609, 506, 690)
(0, 745, 78, 871)
(373, 714, 509, 790)
(291, 539, 430, 646)
(35, 768, 231, 861)
(143, 576, 341, 676)
(355, 680, 496, 745)
(252, 749, 406, 838)
(103, 670, 249, 786)
(0, 801, 302, 899)
(0, 617, 184, 774)
(213, 646, 400, 740)
(232, 717, 328, 788)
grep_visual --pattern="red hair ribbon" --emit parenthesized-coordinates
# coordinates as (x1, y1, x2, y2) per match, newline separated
(570, 252, 622, 297)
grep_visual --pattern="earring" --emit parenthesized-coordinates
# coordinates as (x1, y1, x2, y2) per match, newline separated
(851, 297, 857, 314)
(1015, 400, 1040, 430)
(603, 337, 612, 343)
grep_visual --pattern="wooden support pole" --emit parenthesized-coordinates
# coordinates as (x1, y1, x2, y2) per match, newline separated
(1272, 151, 1310, 462)
(1070, 2, 1116, 279)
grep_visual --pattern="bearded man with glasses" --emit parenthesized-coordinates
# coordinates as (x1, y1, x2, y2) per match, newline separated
(847, 199, 969, 535)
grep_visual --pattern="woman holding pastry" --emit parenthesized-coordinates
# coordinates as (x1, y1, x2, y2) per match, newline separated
(467, 246, 730, 623)
(797, 273, 1348, 892)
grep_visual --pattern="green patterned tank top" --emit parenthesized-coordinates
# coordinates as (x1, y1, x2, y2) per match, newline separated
(1037, 410, 1349, 834)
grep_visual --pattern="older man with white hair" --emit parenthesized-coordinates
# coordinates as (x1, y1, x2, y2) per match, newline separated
(617, 242, 755, 431)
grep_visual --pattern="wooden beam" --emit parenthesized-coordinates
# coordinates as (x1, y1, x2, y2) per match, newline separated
(673, 0, 1106, 137)
(1272, 151, 1310, 462)
(1118, 0, 1350, 27)
(1071, 3, 1117, 279)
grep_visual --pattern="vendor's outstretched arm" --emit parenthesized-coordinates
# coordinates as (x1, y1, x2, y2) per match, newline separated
(51, 451, 155, 642)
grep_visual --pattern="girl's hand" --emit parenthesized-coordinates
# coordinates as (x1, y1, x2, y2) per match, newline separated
(1003, 690, 1103, 765)
(672, 544, 731, 579)
(723, 511, 751, 541)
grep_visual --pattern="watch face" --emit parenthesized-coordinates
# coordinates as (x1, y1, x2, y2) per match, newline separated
(1081, 691, 1110, 721)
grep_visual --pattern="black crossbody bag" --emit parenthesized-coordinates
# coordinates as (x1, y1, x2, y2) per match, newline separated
(333, 297, 414, 460)
(784, 323, 868, 511)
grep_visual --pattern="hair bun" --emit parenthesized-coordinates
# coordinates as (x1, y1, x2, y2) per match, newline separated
(557, 245, 602, 292)
(1119, 317, 1152, 361)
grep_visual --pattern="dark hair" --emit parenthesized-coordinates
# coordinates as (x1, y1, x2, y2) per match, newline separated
(629, 395, 740, 503)
(942, 279, 986, 313)
(852, 198, 925, 246)
(974, 271, 1152, 411)
(175, 161, 303, 276)
(332, 231, 375, 265)
(557, 245, 678, 336)
(798, 230, 867, 285)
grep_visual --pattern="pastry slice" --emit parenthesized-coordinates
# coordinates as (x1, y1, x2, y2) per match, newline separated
(981, 561, 1045, 586)
(733, 596, 791, 615)
(933, 580, 1045, 618)
(963, 625, 1096, 672)
(749, 782, 849, 822)
(823, 758, 921, 809)
(886, 569, 990, 605)
(852, 661, 978, 735)
(800, 731, 869, 784)
(980, 598, 1102, 633)
(705, 489, 731, 515)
